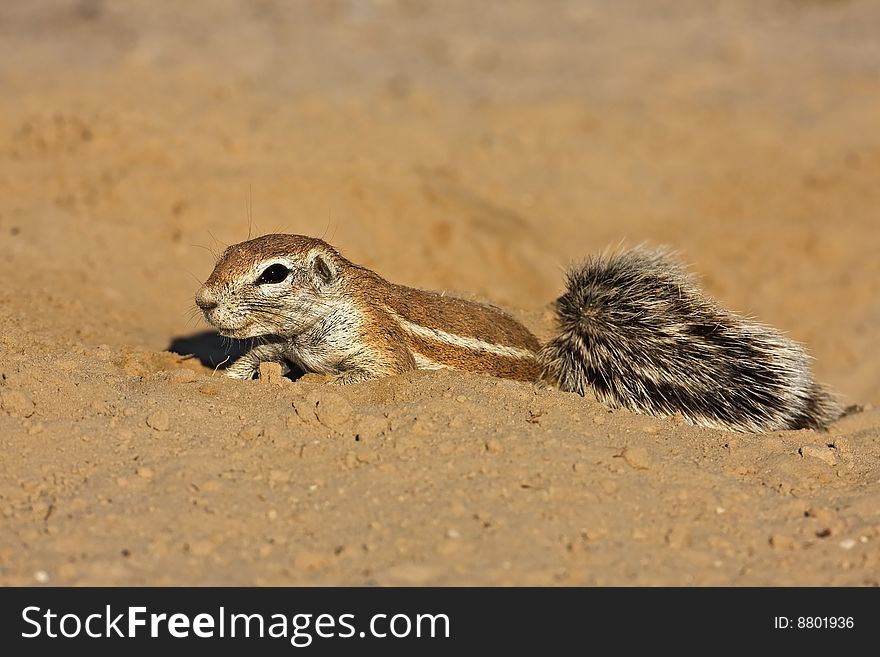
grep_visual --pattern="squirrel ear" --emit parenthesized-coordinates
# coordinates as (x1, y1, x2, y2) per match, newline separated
(312, 254, 336, 286)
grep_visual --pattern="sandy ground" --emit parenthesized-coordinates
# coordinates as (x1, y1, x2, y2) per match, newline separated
(1, 0, 878, 586)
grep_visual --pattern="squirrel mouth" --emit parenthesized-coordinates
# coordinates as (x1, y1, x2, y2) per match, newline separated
(216, 324, 283, 342)
(215, 323, 257, 339)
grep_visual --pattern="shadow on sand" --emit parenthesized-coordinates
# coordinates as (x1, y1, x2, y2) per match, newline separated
(167, 331, 305, 379)
(167, 330, 246, 370)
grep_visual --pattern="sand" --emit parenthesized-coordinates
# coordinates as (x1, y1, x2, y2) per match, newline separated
(1, 0, 878, 586)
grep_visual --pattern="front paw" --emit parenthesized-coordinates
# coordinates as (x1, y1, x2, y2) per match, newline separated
(225, 361, 258, 380)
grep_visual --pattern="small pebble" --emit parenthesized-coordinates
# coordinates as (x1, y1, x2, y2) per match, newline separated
(268, 470, 290, 483)
(238, 424, 264, 440)
(619, 446, 651, 470)
(484, 438, 503, 454)
(169, 368, 197, 384)
(769, 534, 794, 550)
(136, 467, 154, 480)
(308, 391, 353, 430)
(1, 389, 35, 418)
(146, 410, 170, 431)
(799, 445, 837, 466)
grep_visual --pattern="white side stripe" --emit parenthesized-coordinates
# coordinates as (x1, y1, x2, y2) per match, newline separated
(413, 353, 451, 370)
(385, 307, 538, 361)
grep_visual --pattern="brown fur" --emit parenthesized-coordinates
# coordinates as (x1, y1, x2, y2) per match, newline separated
(324, 244, 542, 376)
(379, 280, 541, 352)
(352, 300, 418, 376)
(204, 234, 327, 286)
(404, 334, 540, 380)
(198, 234, 540, 383)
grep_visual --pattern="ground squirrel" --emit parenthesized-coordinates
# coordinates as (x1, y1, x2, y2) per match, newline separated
(195, 234, 843, 432)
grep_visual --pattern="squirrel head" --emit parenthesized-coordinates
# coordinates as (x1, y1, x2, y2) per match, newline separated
(195, 234, 346, 339)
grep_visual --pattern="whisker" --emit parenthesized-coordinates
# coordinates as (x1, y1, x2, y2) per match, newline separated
(191, 243, 218, 259)
(207, 230, 227, 252)
(212, 355, 230, 377)
(247, 184, 253, 240)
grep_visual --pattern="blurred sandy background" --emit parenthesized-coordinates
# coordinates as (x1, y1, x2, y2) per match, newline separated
(0, 0, 878, 585)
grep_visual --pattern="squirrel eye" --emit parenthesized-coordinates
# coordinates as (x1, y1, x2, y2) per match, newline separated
(256, 263, 290, 285)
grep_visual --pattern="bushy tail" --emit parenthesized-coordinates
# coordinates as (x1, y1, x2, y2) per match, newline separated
(539, 247, 844, 432)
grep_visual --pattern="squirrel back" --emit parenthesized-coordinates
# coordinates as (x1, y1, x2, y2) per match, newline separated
(539, 247, 843, 432)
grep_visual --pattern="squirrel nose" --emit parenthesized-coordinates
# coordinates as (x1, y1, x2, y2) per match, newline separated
(195, 287, 218, 311)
